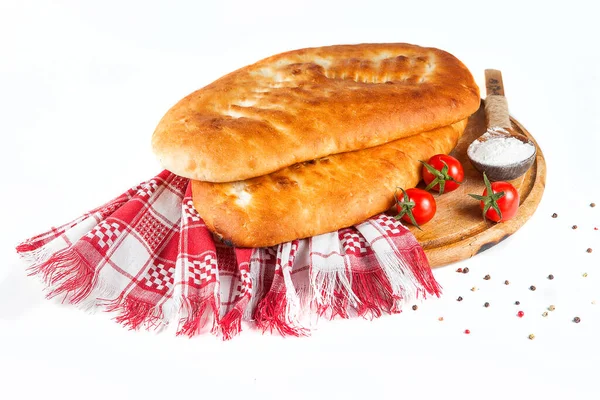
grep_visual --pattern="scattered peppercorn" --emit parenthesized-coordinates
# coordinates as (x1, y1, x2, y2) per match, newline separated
(572, 225, 578, 230)
(457, 296, 463, 302)
(462, 267, 469, 274)
(573, 317, 581, 323)
(552, 213, 558, 218)
(504, 280, 510, 285)
(484, 302, 490, 308)
(456, 268, 463, 273)
(412, 305, 418, 311)
(484, 275, 491, 280)
(530, 285, 536, 291)
(438, 317, 444, 321)
(517, 311, 524, 318)
(591, 203, 596, 208)
(542, 312, 548, 317)
(515, 301, 521, 305)
(528, 334, 535, 340)
(471, 286, 477, 292)
(583, 273, 588, 278)
(548, 305, 556, 311)
(548, 274, 554, 280)
(587, 248, 593, 253)
(464, 329, 470, 334)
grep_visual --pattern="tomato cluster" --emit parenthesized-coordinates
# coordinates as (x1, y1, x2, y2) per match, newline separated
(394, 154, 519, 228)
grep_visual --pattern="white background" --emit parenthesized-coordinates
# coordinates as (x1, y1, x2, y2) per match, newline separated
(1, 1, 599, 399)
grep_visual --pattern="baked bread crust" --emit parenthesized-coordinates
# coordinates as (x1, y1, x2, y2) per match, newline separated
(191, 119, 468, 248)
(153, 43, 479, 182)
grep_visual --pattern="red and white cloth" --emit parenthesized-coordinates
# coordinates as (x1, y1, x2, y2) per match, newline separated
(16, 170, 441, 339)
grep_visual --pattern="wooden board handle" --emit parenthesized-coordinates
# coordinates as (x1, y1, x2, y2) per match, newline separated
(484, 69, 511, 129)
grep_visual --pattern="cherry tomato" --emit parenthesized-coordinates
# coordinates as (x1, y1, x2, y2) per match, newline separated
(395, 188, 437, 227)
(421, 154, 464, 194)
(469, 173, 519, 222)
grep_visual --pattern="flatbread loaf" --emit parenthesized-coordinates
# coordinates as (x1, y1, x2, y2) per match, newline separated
(191, 119, 467, 248)
(153, 43, 479, 182)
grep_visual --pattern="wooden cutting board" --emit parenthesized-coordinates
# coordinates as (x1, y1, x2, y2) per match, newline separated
(406, 102, 546, 268)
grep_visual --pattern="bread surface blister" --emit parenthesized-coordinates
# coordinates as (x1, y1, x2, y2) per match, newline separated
(152, 43, 480, 247)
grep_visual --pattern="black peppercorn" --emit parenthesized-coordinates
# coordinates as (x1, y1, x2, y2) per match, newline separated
(548, 274, 554, 280)
(587, 248, 593, 253)
(591, 203, 596, 208)
(515, 301, 520, 305)
(484, 302, 490, 308)
(504, 280, 510, 285)
(412, 305, 418, 311)
(457, 296, 463, 302)
(484, 275, 491, 280)
(572, 225, 578, 230)
(530, 285, 536, 291)
(552, 213, 558, 218)
(574, 317, 581, 323)
(463, 267, 470, 274)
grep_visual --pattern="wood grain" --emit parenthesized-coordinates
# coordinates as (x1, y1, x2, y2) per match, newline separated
(406, 101, 546, 268)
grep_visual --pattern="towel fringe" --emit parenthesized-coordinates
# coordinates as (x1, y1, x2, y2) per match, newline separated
(26, 247, 95, 304)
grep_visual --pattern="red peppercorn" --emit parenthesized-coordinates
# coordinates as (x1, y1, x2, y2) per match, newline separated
(464, 329, 470, 334)
(456, 268, 463, 273)
(517, 311, 525, 318)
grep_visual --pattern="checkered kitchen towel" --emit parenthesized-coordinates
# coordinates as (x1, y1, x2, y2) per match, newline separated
(16, 170, 441, 339)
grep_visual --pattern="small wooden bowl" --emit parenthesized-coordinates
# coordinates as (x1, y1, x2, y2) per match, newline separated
(468, 133, 537, 181)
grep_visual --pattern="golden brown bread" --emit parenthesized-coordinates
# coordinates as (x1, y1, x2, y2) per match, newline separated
(153, 43, 479, 182)
(191, 119, 468, 248)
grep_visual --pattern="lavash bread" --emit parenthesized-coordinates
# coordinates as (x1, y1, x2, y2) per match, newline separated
(152, 43, 480, 182)
(192, 119, 468, 248)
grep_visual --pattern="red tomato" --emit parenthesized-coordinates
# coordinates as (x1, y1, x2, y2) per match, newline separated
(469, 174, 520, 222)
(480, 181, 520, 222)
(395, 188, 437, 227)
(421, 154, 464, 194)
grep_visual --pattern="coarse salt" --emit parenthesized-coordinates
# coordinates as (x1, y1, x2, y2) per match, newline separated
(468, 135, 535, 166)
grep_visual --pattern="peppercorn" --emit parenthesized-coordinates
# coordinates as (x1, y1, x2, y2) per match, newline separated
(587, 248, 593, 253)
(457, 296, 463, 302)
(484, 274, 491, 280)
(484, 302, 490, 308)
(591, 203, 596, 208)
(504, 280, 510, 285)
(462, 267, 469, 274)
(548, 305, 556, 311)
(528, 334, 535, 340)
(548, 274, 554, 280)
(572, 225, 578, 229)
(517, 311, 524, 318)
(573, 317, 581, 323)
(412, 305, 418, 311)
(464, 329, 470, 334)
(515, 301, 521, 305)
(583, 273, 588, 278)
(471, 286, 477, 292)
(530, 285, 536, 291)
(438, 317, 444, 321)
(456, 268, 463, 273)
(552, 213, 558, 218)
(542, 312, 548, 317)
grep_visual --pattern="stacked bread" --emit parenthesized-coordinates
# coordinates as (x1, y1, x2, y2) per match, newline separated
(152, 43, 480, 247)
